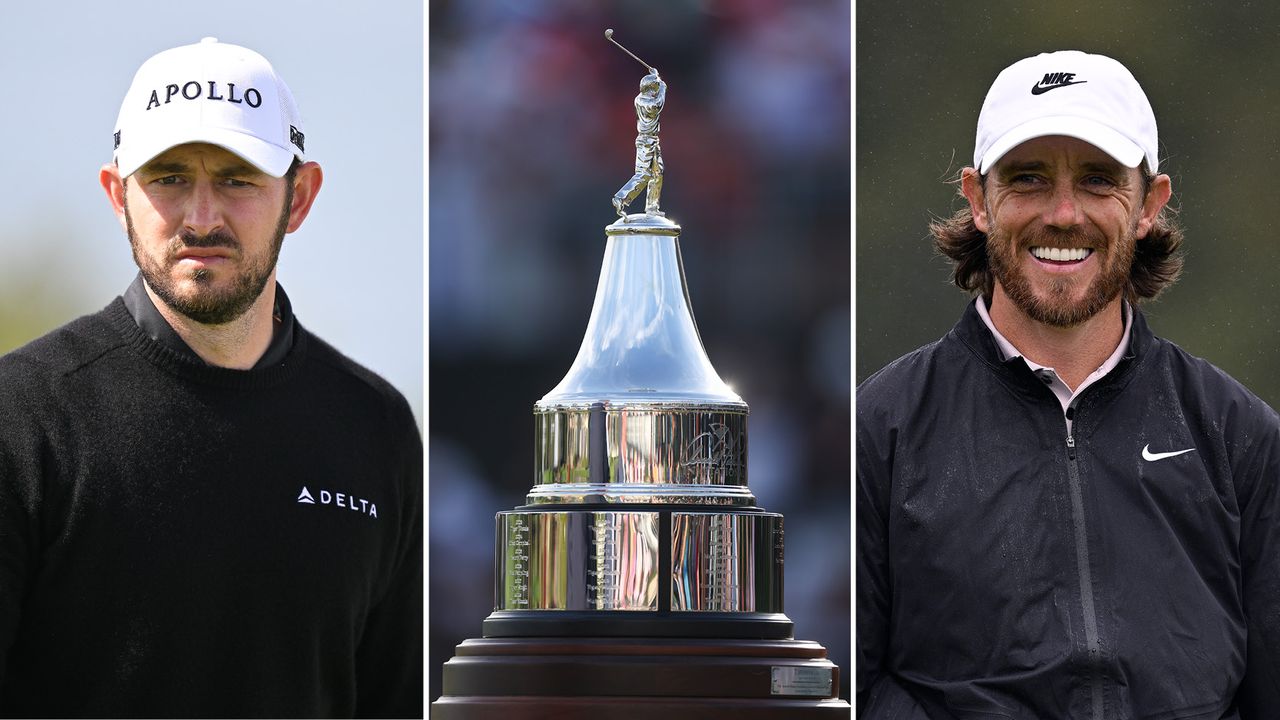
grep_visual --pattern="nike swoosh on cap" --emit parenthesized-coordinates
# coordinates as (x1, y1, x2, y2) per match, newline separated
(1142, 444, 1195, 462)
(1030, 80, 1087, 95)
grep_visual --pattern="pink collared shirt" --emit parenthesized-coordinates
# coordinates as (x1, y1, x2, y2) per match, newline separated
(975, 297, 1131, 432)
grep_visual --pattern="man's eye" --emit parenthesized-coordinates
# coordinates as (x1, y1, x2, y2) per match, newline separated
(221, 178, 253, 188)
(1083, 175, 1116, 190)
(154, 175, 183, 185)
(1009, 174, 1043, 186)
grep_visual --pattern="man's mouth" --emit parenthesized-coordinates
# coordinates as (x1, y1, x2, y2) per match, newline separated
(1030, 247, 1092, 263)
(177, 249, 231, 259)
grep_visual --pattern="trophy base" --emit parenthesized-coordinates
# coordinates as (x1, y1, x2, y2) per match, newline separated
(483, 610, 793, 639)
(433, 636, 850, 718)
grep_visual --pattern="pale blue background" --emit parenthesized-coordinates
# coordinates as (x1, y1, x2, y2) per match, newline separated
(0, 2, 424, 423)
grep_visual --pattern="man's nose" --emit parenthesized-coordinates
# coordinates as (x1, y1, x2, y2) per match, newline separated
(1044, 181, 1083, 229)
(183, 179, 225, 237)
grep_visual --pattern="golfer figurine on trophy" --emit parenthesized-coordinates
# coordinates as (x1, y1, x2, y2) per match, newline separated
(608, 29, 667, 219)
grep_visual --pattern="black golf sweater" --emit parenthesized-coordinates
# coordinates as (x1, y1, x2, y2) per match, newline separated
(0, 298, 423, 718)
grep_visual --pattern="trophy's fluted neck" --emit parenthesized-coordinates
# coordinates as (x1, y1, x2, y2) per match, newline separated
(539, 223, 741, 408)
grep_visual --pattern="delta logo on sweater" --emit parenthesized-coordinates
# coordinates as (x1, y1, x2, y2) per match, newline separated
(297, 486, 378, 519)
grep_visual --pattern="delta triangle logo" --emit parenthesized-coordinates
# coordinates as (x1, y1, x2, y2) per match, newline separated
(294, 485, 379, 518)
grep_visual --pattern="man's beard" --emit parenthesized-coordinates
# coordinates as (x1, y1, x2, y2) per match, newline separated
(125, 190, 291, 325)
(987, 222, 1136, 328)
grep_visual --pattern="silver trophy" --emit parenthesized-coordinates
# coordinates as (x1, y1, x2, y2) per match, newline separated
(482, 30, 790, 643)
(435, 32, 847, 715)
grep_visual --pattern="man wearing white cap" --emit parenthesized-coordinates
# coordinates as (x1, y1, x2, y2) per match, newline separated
(0, 39, 422, 717)
(857, 51, 1280, 717)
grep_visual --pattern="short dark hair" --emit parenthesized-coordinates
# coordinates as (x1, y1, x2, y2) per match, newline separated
(929, 171, 1185, 304)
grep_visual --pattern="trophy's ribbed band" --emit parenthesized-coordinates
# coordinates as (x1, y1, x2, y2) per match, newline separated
(533, 405, 749, 500)
(525, 483, 754, 505)
(494, 509, 783, 613)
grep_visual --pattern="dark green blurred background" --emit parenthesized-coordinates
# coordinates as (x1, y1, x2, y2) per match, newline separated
(857, 2, 1280, 404)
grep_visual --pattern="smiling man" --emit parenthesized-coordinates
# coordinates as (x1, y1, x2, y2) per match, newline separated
(0, 39, 422, 717)
(857, 51, 1280, 717)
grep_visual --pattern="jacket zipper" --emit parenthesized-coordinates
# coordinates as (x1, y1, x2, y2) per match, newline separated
(1065, 428, 1104, 719)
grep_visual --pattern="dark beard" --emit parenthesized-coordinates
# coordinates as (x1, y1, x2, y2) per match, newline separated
(987, 224, 1135, 328)
(125, 187, 291, 325)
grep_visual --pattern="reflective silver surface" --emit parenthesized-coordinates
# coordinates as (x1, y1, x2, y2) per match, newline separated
(525, 483, 753, 505)
(532, 406, 748, 497)
(538, 215, 742, 407)
(496, 511, 660, 611)
(671, 512, 783, 612)
(608, 32, 666, 218)
(770, 666, 834, 697)
(494, 510, 783, 614)
(490, 39, 791, 625)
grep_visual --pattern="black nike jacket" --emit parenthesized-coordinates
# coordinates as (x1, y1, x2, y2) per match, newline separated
(857, 300, 1280, 719)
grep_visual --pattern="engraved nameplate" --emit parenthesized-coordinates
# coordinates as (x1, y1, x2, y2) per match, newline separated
(496, 511, 658, 611)
(770, 665, 832, 697)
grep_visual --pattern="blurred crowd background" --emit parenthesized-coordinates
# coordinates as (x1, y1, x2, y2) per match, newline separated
(430, 0, 851, 703)
(859, 1, 1280, 407)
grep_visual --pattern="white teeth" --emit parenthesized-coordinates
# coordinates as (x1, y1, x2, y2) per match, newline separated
(1031, 247, 1091, 262)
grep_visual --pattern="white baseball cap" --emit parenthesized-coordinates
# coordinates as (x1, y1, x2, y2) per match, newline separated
(113, 37, 306, 178)
(974, 50, 1158, 174)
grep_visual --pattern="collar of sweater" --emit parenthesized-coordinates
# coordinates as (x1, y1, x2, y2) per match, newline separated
(102, 297, 311, 391)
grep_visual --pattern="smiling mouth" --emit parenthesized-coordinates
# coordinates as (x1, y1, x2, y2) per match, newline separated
(1030, 247, 1092, 263)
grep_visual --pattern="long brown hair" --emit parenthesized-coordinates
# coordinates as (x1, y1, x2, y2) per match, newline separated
(929, 174, 1185, 304)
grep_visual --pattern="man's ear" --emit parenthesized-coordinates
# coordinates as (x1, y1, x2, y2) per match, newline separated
(1136, 173, 1172, 239)
(285, 162, 323, 234)
(99, 164, 129, 234)
(960, 167, 989, 233)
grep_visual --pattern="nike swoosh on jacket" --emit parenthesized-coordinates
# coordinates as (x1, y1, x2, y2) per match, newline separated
(857, 299, 1280, 718)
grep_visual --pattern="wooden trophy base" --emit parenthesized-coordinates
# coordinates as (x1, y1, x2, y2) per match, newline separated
(433, 636, 851, 718)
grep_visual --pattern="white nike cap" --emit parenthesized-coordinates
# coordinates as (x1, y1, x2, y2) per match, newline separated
(113, 37, 306, 178)
(974, 50, 1158, 174)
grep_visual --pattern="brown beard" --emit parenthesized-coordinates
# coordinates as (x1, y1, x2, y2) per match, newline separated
(986, 221, 1136, 328)
(124, 184, 292, 325)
